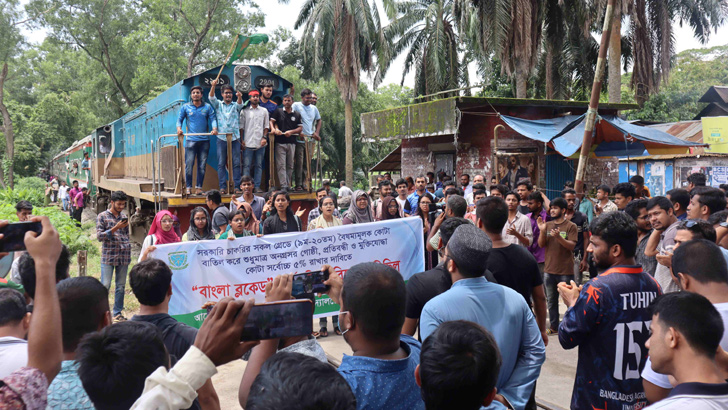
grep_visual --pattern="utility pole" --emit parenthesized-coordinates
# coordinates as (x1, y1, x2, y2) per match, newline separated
(574, 0, 615, 197)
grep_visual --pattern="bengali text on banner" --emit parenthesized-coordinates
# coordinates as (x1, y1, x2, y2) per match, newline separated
(150, 217, 425, 328)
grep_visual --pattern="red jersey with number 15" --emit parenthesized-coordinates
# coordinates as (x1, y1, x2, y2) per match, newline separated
(559, 265, 661, 410)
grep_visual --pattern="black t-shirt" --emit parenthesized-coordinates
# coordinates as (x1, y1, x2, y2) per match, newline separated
(272, 108, 302, 144)
(518, 204, 531, 215)
(568, 211, 589, 258)
(131, 313, 201, 410)
(406, 263, 497, 339)
(487, 244, 543, 305)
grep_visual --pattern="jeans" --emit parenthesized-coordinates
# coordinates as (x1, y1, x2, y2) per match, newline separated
(294, 143, 307, 188)
(319, 315, 339, 330)
(101, 263, 129, 316)
(275, 144, 295, 188)
(185, 140, 210, 188)
(216, 138, 242, 190)
(242, 147, 266, 189)
(62, 197, 69, 211)
(545, 273, 573, 331)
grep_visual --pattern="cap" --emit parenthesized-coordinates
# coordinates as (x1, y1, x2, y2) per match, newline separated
(248, 90, 260, 97)
(446, 224, 492, 276)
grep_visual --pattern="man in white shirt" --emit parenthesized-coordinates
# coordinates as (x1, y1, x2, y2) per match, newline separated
(394, 178, 411, 217)
(292, 88, 322, 191)
(644, 291, 728, 409)
(642, 240, 728, 404)
(0, 288, 30, 378)
(338, 181, 353, 199)
(240, 90, 270, 193)
(58, 181, 69, 211)
(460, 174, 473, 198)
(464, 175, 486, 205)
(502, 191, 533, 247)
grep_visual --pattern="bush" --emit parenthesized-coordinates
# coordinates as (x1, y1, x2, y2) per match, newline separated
(16, 177, 48, 193)
(0, 204, 97, 256)
(0, 188, 45, 208)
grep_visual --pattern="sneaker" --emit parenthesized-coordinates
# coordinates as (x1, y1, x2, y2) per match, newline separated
(186, 188, 191, 195)
(546, 328, 558, 336)
(195, 188, 204, 195)
(114, 314, 127, 323)
(220, 189, 227, 195)
(294, 186, 303, 192)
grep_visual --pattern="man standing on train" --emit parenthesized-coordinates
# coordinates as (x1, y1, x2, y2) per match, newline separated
(209, 79, 244, 195)
(292, 88, 321, 192)
(259, 84, 278, 115)
(240, 90, 270, 193)
(177, 85, 218, 196)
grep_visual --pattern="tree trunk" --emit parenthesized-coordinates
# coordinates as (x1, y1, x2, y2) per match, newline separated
(344, 99, 354, 187)
(0, 62, 14, 189)
(515, 68, 528, 98)
(608, 3, 622, 103)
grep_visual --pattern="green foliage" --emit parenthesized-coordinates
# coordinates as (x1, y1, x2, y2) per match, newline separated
(16, 177, 47, 192)
(0, 203, 97, 255)
(624, 45, 728, 122)
(0, 188, 45, 207)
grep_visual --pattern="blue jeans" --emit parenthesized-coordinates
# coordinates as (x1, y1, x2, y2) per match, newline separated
(62, 197, 69, 211)
(185, 140, 210, 188)
(101, 263, 129, 316)
(243, 147, 266, 189)
(216, 138, 242, 190)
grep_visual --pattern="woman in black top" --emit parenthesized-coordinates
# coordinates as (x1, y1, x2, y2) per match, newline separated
(416, 193, 438, 270)
(262, 191, 302, 234)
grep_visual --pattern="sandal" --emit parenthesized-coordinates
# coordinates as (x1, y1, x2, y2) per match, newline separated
(312, 331, 320, 338)
(319, 327, 328, 338)
(334, 327, 342, 336)
(547, 328, 558, 335)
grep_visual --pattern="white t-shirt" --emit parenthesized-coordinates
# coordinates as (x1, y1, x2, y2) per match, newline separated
(642, 302, 728, 389)
(395, 197, 408, 217)
(645, 383, 728, 409)
(58, 186, 69, 199)
(0, 336, 28, 378)
(338, 186, 353, 198)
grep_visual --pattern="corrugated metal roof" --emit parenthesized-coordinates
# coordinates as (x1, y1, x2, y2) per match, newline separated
(370, 144, 402, 172)
(618, 119, 720, 160)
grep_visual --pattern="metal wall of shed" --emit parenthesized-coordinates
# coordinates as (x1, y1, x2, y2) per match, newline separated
(544, 154, 574, 199)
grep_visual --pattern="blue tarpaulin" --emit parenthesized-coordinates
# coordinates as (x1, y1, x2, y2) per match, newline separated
(500, 114, 705, 157)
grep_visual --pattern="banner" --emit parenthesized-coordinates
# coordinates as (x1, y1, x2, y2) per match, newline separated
(703, 116, 728, 154)
(150, 218, 425, 328)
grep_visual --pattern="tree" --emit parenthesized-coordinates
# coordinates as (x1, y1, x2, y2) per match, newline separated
(456, 0, 544, 98)
(0, 0, 27, 188)
(291, 0, 384, 187)
(602, 0, 726, 104)
(377, 0, 466, 100)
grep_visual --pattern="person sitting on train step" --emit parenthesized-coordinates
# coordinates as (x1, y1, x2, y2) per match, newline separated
(270, 94, 303, 190)
(240, 90, 269, 194)
(176, 85, 218, 196)
(231, 176, 265, 221)
(208, 79, 243, 195)
(292, 89, 321, 192)
(258, 84, 278, 115)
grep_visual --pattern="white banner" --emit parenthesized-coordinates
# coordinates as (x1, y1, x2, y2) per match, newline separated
(150, 218, 425, 327)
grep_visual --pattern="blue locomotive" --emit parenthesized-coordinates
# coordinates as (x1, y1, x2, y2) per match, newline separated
(49, 64, 317, 242)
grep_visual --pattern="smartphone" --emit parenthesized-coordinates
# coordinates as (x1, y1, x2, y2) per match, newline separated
(0, 222, 42, 252)
(291, 270, 329, 297)
(240, 300, 313, 341)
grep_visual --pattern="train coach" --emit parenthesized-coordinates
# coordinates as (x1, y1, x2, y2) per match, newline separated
(49, 64, 318, 243)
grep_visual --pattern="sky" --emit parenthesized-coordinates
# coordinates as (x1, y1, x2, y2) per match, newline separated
(20, 0, 728, 90)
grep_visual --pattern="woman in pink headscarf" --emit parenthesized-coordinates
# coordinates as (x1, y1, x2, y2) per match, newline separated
(139, 210, 180, 262)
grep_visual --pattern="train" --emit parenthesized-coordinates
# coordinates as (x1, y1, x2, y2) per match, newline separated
(49, 64, 318, 243)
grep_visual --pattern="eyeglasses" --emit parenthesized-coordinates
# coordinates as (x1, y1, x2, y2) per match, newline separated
(194, 218, 207, 222)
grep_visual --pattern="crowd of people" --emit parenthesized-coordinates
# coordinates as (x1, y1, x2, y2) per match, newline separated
(177, 82, 322, 195)
(4, 169, 728, 409)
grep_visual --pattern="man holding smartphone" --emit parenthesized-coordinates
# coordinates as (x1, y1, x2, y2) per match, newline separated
(96, 191, 131, 322)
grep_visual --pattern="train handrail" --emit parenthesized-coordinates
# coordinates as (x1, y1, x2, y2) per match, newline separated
(152, 133, 233, 212)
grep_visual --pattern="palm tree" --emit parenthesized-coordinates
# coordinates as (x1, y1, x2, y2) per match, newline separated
(376, 0, 466, 100)
(291, 0, 383, 186)
(455, 0, 545, 98)
(603, 0, 726, 104)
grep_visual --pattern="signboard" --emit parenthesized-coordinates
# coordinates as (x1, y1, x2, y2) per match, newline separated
(151, 218, 425, 328)
(702, 116, 728, 153)
(200, 74, 231, 87)
(255, 76, 279, 90)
